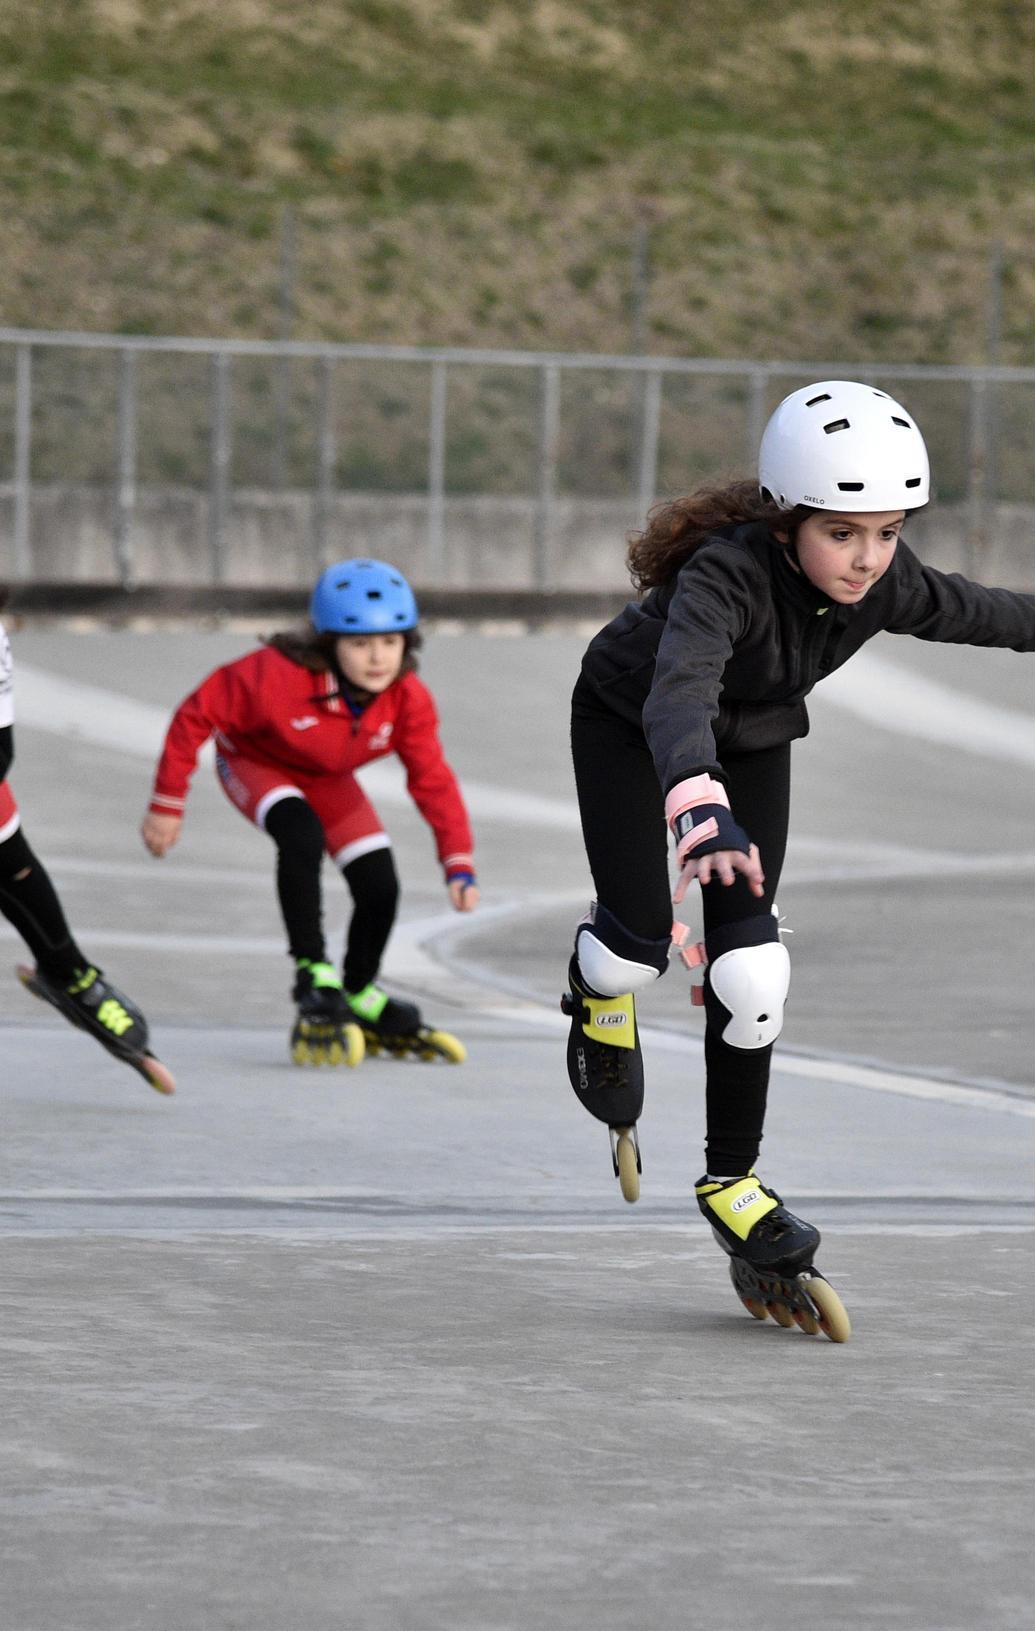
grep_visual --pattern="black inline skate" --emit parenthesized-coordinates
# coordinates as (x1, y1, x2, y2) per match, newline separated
(344, 981, 465, 1063)
(695, 1173, 850, 1341)
(291, 959, 364, 1067)
(17, 962, 176, 1095)
(561, 956, 644, 1202)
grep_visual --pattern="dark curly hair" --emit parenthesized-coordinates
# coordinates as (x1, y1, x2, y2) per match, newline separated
(263, 623, 421, 674)
(626, 479, 812, 592)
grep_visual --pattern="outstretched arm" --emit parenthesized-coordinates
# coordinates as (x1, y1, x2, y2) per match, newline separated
(395, 677, 479, 911)
(144, 659, 251, 849)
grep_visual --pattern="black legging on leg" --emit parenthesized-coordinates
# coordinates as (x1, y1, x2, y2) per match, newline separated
(570, 677, 791, 1176)
(0, 825, 87, 979)
(341, 847, 399, 994)
(264, 796, 328, 964)
(700, 741, 790, 1176)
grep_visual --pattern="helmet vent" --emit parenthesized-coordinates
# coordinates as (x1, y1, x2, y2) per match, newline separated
(837, 481, 864, 491)
(905, 476, 923, 488)
(367, 589, 383, 600)
(805, 393, 831, 407)
(892, 416, 911, 428)
(823, 418, 850, 434)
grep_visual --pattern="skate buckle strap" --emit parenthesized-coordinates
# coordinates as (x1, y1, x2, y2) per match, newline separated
(67, 968, 136, 1038)
(304, 960, 344, 991)
(346, 982, 389, 1022)
(698, 1174, 780, 1243)
(67, 967, 100, 995)
(580, 991, 636, 1051)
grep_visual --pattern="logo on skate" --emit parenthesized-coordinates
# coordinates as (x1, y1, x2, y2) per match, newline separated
(97, 998, 134, 1036)
(595, 1012, 627, 1028)
(731, 1189, 761, 1212)
(575, 1046, 589, 1092)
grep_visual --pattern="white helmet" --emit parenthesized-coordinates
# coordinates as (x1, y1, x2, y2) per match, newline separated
(758, 380, 930, 511)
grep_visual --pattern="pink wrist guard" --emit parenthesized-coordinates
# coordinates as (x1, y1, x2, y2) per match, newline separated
(665, 774, 732, 866)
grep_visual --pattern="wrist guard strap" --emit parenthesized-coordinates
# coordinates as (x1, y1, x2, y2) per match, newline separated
(665, 774, 750, 865)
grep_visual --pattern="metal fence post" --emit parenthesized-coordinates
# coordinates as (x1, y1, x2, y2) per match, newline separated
(427, 360, 447, 580)
(747, 368, 768, 470)
(208, 351, 231, 584)
(13, 342, 32, 579)
(113, 348, 137, 588)
(312, 353, 336, 571)
(636, 368, 662, 519)
(966, 374, 989, 578)
(533, 363, 560, 589)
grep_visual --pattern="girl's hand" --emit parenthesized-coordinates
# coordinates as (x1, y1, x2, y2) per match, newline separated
(447, 878, 480, 912)
(141, 811, 183, 858)
(673, 843, 765, 904)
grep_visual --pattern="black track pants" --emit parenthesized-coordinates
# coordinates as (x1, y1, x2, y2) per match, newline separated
(571, 677, 791, 1176)
(0, 826, 87, 979)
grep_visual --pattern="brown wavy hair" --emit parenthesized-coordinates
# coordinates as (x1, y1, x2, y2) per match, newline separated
(626, 479, 811, 592)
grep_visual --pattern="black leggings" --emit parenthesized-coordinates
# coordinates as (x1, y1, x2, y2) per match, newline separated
(571, 679, 791, 1176)
(0, 825, 87, 980)
(263, 798, 399, 991)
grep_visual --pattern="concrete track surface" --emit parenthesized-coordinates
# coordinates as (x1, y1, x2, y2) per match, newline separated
(3, 625, 1035, 1631)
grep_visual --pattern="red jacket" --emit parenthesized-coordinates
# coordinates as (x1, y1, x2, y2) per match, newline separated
(149, 646, 474, 877)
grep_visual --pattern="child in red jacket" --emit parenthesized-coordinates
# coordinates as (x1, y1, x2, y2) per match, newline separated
(142, 559, 478, 1065)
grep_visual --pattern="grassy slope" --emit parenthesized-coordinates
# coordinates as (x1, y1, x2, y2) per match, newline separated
(1, 0, 1034, 362)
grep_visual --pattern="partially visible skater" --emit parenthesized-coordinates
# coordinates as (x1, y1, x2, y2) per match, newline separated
(564, 379, 1035, 1340)
(0, 589, 174, 1094)
(141, 559, 477, 1065)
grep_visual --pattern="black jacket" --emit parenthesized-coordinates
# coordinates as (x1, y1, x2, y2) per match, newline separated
(579, 521, 1035, 793)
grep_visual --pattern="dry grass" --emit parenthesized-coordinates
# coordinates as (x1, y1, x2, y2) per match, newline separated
(1, 0, 1034, 361)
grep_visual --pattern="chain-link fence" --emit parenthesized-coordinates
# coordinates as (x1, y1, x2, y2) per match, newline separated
(1, 327, 1033, 591)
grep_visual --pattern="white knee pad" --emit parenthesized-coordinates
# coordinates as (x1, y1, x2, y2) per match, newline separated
(708, 940, 790, 1049)
(574, 902, 669, 998)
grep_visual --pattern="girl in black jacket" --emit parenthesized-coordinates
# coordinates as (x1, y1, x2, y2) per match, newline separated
(563, 379, 1035, 1339)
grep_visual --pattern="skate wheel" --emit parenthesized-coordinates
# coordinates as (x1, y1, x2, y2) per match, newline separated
(740, 1296, 770, 1322)
(344, 1023, 365, 1067)
(422, 1028, 466, 1064)
(291, 1038, 327, 1066)
(614, 1127, 640, 1203)
(792, 1306, 821, 1336)
(140, 1055, 176, 1096)
(769, 1301, 796, 1328)
(805, 1276, 851, 1344)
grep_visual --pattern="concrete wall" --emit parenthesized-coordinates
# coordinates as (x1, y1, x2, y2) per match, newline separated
(3, 484, 1033, 592)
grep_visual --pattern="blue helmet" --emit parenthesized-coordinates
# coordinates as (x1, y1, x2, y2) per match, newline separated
(309, 558, 418, 635)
